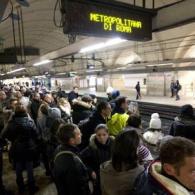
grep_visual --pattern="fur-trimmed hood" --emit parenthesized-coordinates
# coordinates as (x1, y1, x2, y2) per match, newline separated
(89, 134, 115, 150)
(149, 161, 192, 195)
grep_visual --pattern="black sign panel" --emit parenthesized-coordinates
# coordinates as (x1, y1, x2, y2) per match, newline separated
(63, 0, 153, 41)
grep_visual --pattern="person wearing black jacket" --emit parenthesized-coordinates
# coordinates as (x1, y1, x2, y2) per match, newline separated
(80, 124, 114, 195)
(1, 104, 39, 194)
(68, 86, 79, 105)
(53, 123, 90, 195)
(79, 101, 112, 150)
(169, 104, 195, 141)
(30, 92, 41, 123)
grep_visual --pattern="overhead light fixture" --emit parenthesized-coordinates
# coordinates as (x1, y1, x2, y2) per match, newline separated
(86, 69, 103, 73)
(33, 60, 52, 66)
(80, 38, 126, 53)
(146, 63, 174, 67)
(0, 74, 5, 76)
(7, 68, 26, 74)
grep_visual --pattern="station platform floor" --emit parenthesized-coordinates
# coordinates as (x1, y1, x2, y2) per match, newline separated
(79, 89, 195, 107)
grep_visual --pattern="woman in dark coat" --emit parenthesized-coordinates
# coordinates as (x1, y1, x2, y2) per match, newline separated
(1, 104, 39, 193)
(80, 124, 114, 195)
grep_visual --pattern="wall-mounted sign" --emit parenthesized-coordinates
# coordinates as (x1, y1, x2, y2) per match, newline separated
(62, 0, 153, 41)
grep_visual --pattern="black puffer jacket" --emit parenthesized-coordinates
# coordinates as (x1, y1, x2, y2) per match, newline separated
(1, 113, 39, 162)
(79, 111, 107, 150)
(80, 134, 114, 175)
(169, 116, 195, 141)
(53, 144, 90, 195)
(72, 104, 93, 124)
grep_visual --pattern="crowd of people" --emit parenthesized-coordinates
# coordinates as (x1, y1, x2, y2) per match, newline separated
(0, 83, 194, 195)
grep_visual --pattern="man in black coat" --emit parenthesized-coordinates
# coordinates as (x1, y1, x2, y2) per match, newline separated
(68, 86, 79, 105)
(169, 104, 195, 141)
(53, 123, 90, 195)
(78, 101, 112, 150)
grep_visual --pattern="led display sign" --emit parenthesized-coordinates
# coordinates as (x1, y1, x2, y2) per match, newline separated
(63, 0, 153, 41)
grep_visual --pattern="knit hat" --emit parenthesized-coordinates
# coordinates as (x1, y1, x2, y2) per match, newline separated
(138, 145, 153, 161)
(149, 113, 161, 129)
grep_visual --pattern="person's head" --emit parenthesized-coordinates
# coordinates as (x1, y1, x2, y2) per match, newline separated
(0, 90, 6, 101)
(176, 80, 179, 84)
(50, 118, 65, 135)
(112, 128, 140, 172)
(15, 91, 22, 99)
(9, 98, 18, 110)
(160, 137, 195, 190)
(149, 113, 161, 130)
(81, 95, 93, 104)
(33, 92, 40, 101)
(137, 81, 140, 84)
(57, 123, 82, 146)
(126, 114, 141, 128)
(95, 124, 109, 145)
(115, 96, 128, 111)
(97, 101, 112, 118)
(180, 104, 194, 119)
(44, 94, 53, 104)
(73, 86, 79, 93)
(14, 103, 27, 116)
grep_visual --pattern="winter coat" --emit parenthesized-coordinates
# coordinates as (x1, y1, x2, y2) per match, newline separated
(80, 134, 114, 175)
(53, 144, 90, 195)
(143, 129, 164, 158)
(79, 111, 107, 150)
(68, 91, 78, 104)
(72, 104, 93, 124)
(107, 107, 129, 136)
(132, 161, 193, 195)
(100, 161, 144, 195)
(169, 117, 195, 141)
(30, 99, 41, 123)
(1, 114, 39, 162)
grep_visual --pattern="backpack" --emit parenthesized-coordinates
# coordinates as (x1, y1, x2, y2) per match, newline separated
(178, 84, 182, 90)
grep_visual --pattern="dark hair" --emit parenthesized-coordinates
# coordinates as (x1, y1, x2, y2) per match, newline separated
(115, 96, 127, 108)
(160, 137, 195, 174)
(95, 124, 108, 133)
(180, 104, 194, 118)
(112, 128, 140, 172)
(81, 95, 92, 103)
(57, 123, 78, 145)
(15, 104, 27, 114)
(50, 118, 66, 135)
(126, 114, 141, 128)
(96, 101, 110, 113)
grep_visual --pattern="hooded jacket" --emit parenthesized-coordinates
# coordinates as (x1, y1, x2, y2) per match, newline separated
(80, 134, 114, 175)
(132, 161, 193, 195)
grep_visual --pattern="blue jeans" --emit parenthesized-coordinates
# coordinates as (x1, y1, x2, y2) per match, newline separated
(15, 161, 35, 189)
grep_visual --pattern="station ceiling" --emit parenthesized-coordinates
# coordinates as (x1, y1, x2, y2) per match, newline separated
(0, 0, 195, 78)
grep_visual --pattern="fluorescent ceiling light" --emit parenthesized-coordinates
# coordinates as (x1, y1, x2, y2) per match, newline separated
(33, 60, 52, 66)
(86, 69, 103, 73)
(146, 63, 174, 67)
(7, 68, 26, 74)
(0, 74, 5, 76)
(80, 38, 126, 53)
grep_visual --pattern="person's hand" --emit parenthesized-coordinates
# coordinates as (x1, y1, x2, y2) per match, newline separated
(91, 171, 97, 180)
